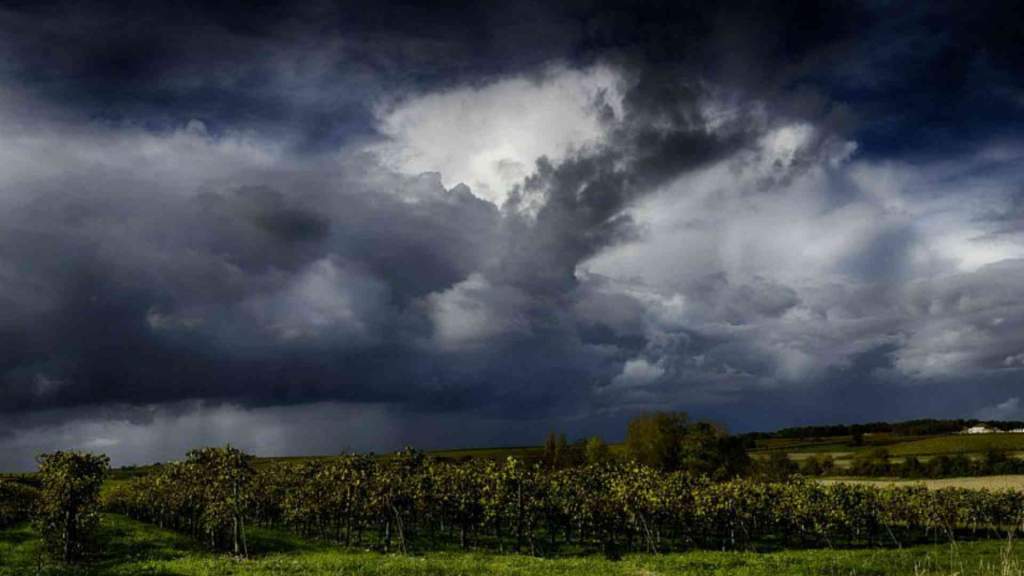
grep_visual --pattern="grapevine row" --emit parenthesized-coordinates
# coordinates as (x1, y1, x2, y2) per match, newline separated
(103, 448, 1024, 556)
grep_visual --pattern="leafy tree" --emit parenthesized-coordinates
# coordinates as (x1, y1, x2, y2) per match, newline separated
(927, 455, 953, 477)
(799, 454, 834, 476)
(982, 449, 1008, 473)
(625, 413, 748, 476)
(682, 425, 751, 479)
(584, 436, 610, 465)
(760, 451, 798, 480)
(543, 432, 571, 469)
(625, 412, 689, 470)
(35, 451, 109, 562)
(900, 456, 925, 478)
(850, 448, 891, 477)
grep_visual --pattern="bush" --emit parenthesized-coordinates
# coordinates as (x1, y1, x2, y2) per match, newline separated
(798, 454, 834, 476)
(759, 451, 798, 480)
(35, 451, 109, 562)
(0, 480, 39, 528)
(187, 446, 255, 555)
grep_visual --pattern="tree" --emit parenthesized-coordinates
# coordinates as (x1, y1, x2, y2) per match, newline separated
(543, 432, 570, 469)
(850, 448, 891, 477)
(679, 423, 751, 479)
(624, 412, 748, 476)
(900, 456, 924, 478)
(584, 437, 610, 465)
(800, 454, 834, 476)
(760, 451, 798, 480)
(35, 451, 109, 562)
(625, 412, 689, 470)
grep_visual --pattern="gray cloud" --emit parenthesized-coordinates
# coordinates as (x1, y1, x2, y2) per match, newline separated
(2, 1, 1024, 470)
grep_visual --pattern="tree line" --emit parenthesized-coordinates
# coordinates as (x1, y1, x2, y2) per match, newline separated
(789, 448, 1024, 479)
(744, 419, 1024, 441)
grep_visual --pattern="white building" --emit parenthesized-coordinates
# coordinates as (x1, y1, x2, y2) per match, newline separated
(961, 425, 998, 434)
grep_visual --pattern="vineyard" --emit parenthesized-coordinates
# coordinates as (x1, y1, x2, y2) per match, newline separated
(97, 447, 1024, 558)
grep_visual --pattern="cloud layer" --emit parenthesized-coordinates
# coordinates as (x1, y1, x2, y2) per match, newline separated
(0, 1, 1023, 469)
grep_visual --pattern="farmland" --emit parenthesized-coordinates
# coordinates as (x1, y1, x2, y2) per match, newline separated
(95, 428, 1024, 483)
(8, 418, 1024, 575)
(821, 475, 1024, 491)
(750, 432, 1024, 470)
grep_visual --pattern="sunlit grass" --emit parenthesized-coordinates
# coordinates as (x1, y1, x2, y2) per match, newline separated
(3, 514, 1024, 575)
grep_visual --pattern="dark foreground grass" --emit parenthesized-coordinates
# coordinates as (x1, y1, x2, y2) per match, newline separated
(3, 515, 1024, 576)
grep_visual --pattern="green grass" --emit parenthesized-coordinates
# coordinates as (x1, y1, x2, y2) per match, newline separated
(3, 514, 1024, 575)
(750, 433, 1024, 470)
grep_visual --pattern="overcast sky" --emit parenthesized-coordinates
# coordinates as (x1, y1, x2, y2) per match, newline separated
(1, 1, 1023, 470)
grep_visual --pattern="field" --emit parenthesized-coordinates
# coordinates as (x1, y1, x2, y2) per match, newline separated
(821, 475, 1024, 491)
(752, 433, 1024, 468)
(92, 431, 1024, 480)
(10, 427, 1024, 575)
(2, 514, 1024, 576)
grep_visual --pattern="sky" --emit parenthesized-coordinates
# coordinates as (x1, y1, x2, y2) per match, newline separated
(1, 0, 1023, 470)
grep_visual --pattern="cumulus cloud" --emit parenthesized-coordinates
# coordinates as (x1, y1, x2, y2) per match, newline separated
(426, 273, 532, 351)
(611, 357, 665, 388)
(373, 65, 623, 204)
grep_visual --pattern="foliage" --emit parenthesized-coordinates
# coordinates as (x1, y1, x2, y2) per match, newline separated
(35, 451, 109, 562)
(584, 437, 610, 465)
(5, 513, 1024, 576)
(625, 412, 750, 478)
(757, 451, 798, 480)
(107, 445, 1024, 557)
(104, 446, 254, 555)
(625, 412, 689, 470)
(798, 454, 835, 476)
(0, 480, 39, 528)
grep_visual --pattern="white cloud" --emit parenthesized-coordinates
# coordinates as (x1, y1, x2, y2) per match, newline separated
(582, 117, 1024, 388)
(371, 64, 623, 204)
(0, 90, 281, 199)
(241, 257, 391, 343)
(425, 273, 531, 351)
(611, 357, 665, 388)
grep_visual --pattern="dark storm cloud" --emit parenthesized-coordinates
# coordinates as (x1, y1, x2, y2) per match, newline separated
(1, 0, 1024, 470)
(0, 158, 507, 412)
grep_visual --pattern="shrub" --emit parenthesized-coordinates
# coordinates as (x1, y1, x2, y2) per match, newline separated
(35, 451, 109, 562)
(0, 480, 39, 528)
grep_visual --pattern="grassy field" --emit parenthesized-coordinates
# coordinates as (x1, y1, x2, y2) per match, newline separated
(885, 434, 1024, 456)
(751, 433, 1024, 469)
(2, 514, 1024, 576)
